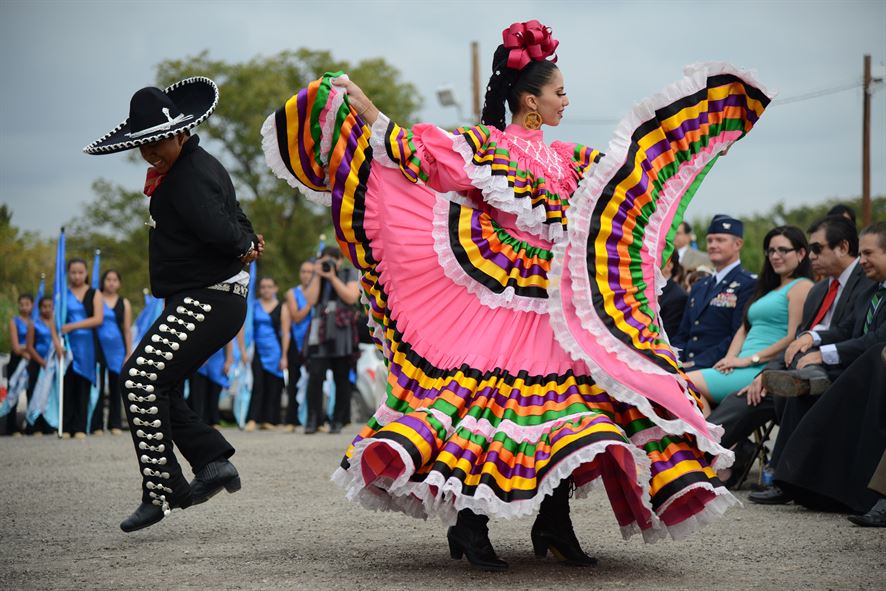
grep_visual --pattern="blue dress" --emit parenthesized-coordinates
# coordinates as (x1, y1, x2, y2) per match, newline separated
(13, 316, 28, 349)
(96, 301, 126, 374)
(254, 301, 283, 378)
(289, 286, 312, 353)
(33, 317, 52, 360)
(700, 278, 811, 401)
(66, 289, 96, 383)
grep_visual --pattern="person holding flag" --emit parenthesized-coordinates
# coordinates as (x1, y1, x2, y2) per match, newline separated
(25, 296, 65, 434)
(95, 270, 132, 434)
(83, 76, 263, 532)
(60, 258, 103, 439)
(2, 293, 34, 435)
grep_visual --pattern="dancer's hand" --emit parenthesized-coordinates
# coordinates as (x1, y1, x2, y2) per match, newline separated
(332, 78, 379, 124)
(255, 234, 265, 258)
(279, 356, 288, 372)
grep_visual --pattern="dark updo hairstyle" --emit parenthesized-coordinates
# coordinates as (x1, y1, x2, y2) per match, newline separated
(66, 257, 87, 272)
(480, 44, 560, 131)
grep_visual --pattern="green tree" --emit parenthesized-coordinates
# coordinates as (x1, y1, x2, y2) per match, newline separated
(0, 205, 54, 351)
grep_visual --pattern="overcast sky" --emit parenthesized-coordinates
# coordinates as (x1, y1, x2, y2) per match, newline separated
(2, 0, 885, 237)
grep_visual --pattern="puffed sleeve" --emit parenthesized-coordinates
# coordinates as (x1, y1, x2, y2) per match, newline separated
(370, 113, 483, 195)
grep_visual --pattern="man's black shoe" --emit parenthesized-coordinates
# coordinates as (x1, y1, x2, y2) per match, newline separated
(329, 423, 342, 434)
(189, 459, 241, 505)
(748, 485, 792, 505)
(120, 502, 165, 532)
(847, 498, 886, 527)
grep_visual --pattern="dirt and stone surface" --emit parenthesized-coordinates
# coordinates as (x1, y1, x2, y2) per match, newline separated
(2, 427, 884, 590)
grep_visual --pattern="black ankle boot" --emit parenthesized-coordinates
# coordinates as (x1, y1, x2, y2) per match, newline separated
(189, 459, 241, 505)
(120, 488, 192, 533)
(447, 509, 508, 571)
(532, 480, 597, 566)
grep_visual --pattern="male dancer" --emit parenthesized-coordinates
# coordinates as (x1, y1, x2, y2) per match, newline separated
(84, 77, 263, 531)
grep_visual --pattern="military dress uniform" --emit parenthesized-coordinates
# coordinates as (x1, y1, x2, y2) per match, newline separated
(671, 215, 756, 369)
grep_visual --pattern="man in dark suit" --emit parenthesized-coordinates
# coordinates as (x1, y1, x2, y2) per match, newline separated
(751, 221, 886, 504)
(672, 214, 756, 370)
(708, 216, 865, 464)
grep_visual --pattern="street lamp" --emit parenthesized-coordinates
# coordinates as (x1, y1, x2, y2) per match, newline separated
(436, 85, 466, 124)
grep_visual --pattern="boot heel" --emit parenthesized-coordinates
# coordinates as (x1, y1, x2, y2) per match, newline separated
(225, 477, 241, 493)
(532, 533, 548, 558)
(448, 536, 464, 560)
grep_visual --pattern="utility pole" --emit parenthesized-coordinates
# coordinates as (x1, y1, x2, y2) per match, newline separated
(471, 41, 481, 123)
(863, 54, 872, 226)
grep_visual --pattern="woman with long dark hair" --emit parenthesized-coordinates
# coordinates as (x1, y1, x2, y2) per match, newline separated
(95, 269, 132, 434)
(263, 20, 772, 569)
(61, 258, 104, 439)
(4, 293, 33, 435)
(687, 226, 813, 408)
(26, 296, 64, 434)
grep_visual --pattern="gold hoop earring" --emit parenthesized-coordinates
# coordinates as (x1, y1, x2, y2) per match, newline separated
(523, 111, 542, 130)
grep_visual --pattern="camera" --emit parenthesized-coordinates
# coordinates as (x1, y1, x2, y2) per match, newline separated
(321, 260, 332, 273)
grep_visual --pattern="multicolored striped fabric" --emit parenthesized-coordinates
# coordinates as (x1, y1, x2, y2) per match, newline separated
(550, 63, 772, 447)
(443, 200, 551, 300)
(380, 119, 601, 239)
(262, 65, 771, 541)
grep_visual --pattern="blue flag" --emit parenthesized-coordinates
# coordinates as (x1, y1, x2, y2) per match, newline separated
(32, 274, 45, 321)
(133, 291, 164, 351)
(52, 228, 67, 434)
(91, 249, 101, 289)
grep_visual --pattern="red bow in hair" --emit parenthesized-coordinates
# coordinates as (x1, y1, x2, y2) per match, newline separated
(502, 20, 559, 71)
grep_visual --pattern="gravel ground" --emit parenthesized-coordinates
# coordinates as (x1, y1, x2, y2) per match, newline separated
(1, 428, 884, 590)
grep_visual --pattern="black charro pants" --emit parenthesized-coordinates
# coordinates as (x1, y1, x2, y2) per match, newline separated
(121, 288, 245, 509)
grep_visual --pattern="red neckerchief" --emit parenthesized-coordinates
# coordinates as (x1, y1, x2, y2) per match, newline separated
(144, 167, 166, 197)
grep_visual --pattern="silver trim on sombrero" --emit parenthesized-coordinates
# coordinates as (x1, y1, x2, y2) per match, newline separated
(83, 76, 219, 155)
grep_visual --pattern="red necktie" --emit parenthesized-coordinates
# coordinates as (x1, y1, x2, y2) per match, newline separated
(808, 279, 839, 329)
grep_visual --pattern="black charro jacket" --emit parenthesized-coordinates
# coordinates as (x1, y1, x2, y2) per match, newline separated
(147, 135, 256, 297)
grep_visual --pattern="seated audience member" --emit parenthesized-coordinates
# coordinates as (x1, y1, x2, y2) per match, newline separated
(848, 442, 886, 527)
(827, 203, 857, 226)
(709, 216, 866, 484)
(659, 251, 688, 338)
(751, 221, 886, 505)
(682, 266, 712, 291)
(759, 343, 886, 513)
(672, 214, 756, 370)
(674, 221, 711, 272)
(687, 226, 813, 409)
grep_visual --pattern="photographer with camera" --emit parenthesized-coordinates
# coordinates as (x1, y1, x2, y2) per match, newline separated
(303, 246, 361, 434)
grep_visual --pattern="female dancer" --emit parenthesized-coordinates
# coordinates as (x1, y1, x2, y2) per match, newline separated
(26, 296, 64, 434)
(263, 21, 771, 568)
(688, 226, 813, 407)
(95, 269, 133, 434)
(61, 258, 103, 439)
(246, 277, 290, 430)
(84, 77, 261, 531)
(5, 293, 33, 435)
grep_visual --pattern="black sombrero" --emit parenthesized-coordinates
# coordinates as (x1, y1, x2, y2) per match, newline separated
(83, 76, 219, 155)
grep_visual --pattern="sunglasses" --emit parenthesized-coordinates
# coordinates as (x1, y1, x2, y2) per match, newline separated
(764, 247, 797, 257)
(807, 242, 829, 255)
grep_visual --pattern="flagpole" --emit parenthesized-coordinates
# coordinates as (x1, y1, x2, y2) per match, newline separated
(56, 227, 66, 438)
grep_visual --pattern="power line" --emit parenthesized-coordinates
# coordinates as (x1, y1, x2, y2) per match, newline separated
(772, 81, 863, 105)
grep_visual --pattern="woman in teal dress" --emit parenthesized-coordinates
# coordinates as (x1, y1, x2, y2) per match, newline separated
(687, 226, 814, 408)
